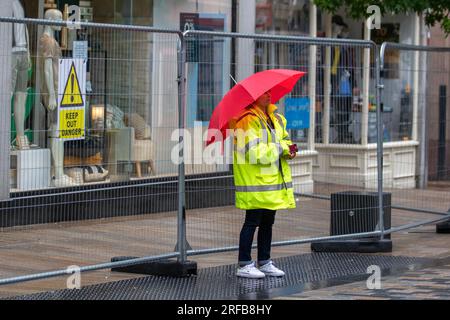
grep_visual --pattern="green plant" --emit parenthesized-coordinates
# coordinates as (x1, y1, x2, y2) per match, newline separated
(314, 0, 450, 36)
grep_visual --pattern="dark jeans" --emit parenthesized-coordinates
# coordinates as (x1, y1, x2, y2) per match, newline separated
(238, 209, 276, 267)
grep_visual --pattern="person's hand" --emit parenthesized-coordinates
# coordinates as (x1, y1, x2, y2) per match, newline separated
(287, 151, 297, 159)
(48, 94, 57, 111)
(286, 143, 298, 159)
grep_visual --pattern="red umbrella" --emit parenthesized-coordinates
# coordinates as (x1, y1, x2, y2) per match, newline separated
(206, 69, 306, 147)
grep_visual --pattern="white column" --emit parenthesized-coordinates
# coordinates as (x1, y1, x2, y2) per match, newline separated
(361, 18, 371, 145)
(323, 13, 332, 145)
(308, 1, 317, 150)
(412, 13, 420, 141)
(0, 0, 13, 199)
(418, 12, 428, 188)
(236, 0, 255, 81)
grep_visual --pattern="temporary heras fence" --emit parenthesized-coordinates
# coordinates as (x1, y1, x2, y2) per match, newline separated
(378, 42, 450, 232)
(0, 15, 449, 287)
(0, 16, 186, 285)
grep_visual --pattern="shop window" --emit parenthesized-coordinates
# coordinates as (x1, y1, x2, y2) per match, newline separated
(93, 0, 153, 26)
(256, 0, 320, 35)
(254, 0, 324, 144)
(9, 0, 157, 192)
(196, 38, 224, 122)
(183, 13, 227, 126)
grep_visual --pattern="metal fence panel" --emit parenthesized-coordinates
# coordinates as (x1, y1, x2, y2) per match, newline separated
(380, 43, 450, 231)
(0, 17, 183, 281)
(182, 30, 382, 256)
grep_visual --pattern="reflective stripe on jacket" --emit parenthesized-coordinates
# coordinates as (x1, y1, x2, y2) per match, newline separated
(232, 104, 296, 210)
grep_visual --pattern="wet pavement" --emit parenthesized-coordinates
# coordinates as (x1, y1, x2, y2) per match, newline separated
(276, 262, 450, 300)
(5, 252, 449, 300)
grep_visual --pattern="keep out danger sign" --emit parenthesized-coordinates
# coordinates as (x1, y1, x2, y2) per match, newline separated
(59, 109, 85, 139)
(57, 59, 86, 140)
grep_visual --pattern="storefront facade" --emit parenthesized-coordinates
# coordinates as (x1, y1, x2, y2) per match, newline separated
(1, 0, 425, 203)
(311, 10, 423, 190)
(1, 0, 235, 201)
(250, 1, 425, 191)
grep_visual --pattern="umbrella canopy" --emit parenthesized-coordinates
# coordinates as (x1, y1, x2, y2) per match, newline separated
(206, 69, 306, 146)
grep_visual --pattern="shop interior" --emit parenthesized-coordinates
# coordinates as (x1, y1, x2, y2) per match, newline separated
(10, 0, 156, 192)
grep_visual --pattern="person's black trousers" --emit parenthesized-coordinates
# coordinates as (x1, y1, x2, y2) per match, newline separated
(238, 209, 276, 267)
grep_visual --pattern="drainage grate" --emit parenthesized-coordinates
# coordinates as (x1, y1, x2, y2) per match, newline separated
(6, 253, 432, 300)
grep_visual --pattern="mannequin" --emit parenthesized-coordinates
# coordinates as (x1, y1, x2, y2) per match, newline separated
(11, 0, 30, 150)
(330, 15, 355, 143)
(39, 9, 78, 187)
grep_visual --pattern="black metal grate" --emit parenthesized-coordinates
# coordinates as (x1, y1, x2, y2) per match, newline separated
(6, 253, 432, 300)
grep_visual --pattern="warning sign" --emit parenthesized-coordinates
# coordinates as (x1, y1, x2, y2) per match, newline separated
(58, 59, 86, 140)
(61, 62, 84, 107)
(59, 109, 85, 139)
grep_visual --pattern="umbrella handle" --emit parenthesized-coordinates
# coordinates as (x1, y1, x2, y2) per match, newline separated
(230, 74, 238, 85)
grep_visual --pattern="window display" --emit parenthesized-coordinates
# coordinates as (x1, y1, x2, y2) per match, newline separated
(255, 1, 324, 145)
(8, 0, 156, 192)
(4, 0, 235, 193)
(256, 0, 314, 35)
(124, 112, 156, 178)
(11, 0, 31, 150)
(329, 15, 359, 144)
(39, 8, 80, 187)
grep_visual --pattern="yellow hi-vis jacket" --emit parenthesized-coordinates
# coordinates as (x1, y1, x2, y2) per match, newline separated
(232, 104, 296, 211)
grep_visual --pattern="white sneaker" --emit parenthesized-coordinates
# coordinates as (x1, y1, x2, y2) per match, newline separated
(236, 262, 265, 279)
(259, 261, 285, 277)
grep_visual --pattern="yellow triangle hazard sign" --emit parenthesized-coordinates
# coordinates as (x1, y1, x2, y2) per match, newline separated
(61, 62, 84, 107)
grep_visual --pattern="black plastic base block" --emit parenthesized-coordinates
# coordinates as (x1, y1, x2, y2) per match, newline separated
(111, 257, 197, 277)
(436, 221, 450, 234)
(311, 239, 393, 253)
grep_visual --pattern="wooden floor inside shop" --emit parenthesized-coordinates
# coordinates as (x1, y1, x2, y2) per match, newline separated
(0, 182, 449, 298)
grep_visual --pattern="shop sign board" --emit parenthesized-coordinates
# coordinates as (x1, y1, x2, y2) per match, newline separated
(285, 97, 310, 129)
